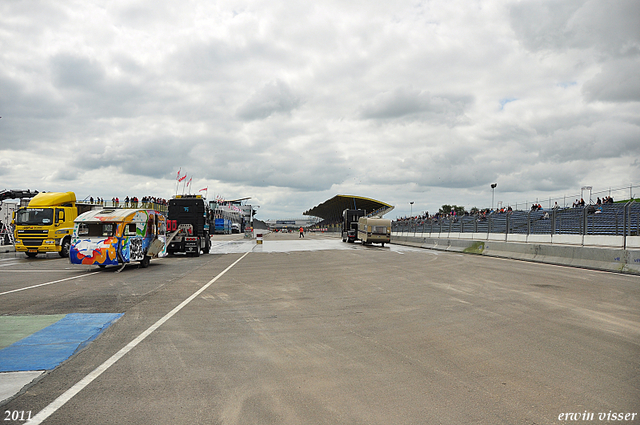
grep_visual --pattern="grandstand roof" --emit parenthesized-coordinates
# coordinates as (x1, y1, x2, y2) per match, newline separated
(303, 195, 394, 223)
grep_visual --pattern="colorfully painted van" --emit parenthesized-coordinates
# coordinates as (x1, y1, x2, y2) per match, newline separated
(70, 209, 166, 269)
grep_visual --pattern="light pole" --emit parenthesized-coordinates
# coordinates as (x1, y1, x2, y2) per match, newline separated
(581, 186, 592, 204)
(250, 205, 260, 231)
(491, 183, 497, 211)
(410, 201, 414, 217)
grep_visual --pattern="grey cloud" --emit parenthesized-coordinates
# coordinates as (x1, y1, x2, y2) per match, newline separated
(541, 121, 640, 162)
(51, 54, 106, 89)
(0, 74, 69, 122)
(236, 80, 302, 121)
(199, 138, 349, 191)
(71, 136, 193, 179)
(359, 87, 472, 124)
(0, 159, 11, 176)
(509, 0, 640, 57)
(49, 53, 150, 118)
(583, 58, 640, 103)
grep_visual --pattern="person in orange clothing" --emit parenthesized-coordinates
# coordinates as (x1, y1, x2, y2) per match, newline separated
(299, 226, 304, 238)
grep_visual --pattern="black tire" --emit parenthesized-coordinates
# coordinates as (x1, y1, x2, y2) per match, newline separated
(140, 255, 150, 268)
(99, 265, 106, 269)
(26, 252, 37, 258)
(194, 247, 200, 257)
(59, 237, 71, 258)
(203, 236, 210, 254)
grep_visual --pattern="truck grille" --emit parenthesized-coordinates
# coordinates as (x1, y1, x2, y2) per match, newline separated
(22, 239, 43, 246)
(18, 230, 48, 237)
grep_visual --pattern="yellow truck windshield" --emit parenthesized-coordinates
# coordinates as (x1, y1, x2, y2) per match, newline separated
(15, 208, 54, 226)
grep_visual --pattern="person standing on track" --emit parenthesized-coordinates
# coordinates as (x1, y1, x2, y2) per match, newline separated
(299, 226, 304, 238)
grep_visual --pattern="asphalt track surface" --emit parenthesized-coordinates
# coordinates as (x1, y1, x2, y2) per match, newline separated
(1, 232, 639, 424)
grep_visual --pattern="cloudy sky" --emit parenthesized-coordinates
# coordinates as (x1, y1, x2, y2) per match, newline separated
(1, 0, 639, 220)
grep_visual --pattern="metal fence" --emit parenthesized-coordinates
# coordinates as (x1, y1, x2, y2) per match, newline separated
(392, 201, 640, 240)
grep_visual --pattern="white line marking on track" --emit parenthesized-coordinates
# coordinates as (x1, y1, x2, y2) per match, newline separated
(27, 251, 250, 425)
(0, 272, 100, 296)
(0, 270, 86, 273)
(0, 262, 20, 267)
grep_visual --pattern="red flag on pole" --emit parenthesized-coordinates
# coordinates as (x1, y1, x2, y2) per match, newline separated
(176, 168, 181, 180)
(199, 187, 207, 192)
(178, 174, 186, 182)
(187, 177, 192, 187)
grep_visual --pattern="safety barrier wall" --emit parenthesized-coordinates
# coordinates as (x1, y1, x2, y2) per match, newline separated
(391, 235, 640, 275)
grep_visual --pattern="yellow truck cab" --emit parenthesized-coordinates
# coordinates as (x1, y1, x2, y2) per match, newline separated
(13, 192, 92, 258)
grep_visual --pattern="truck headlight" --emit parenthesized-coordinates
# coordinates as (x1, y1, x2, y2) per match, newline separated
(44, 240, 55, 244)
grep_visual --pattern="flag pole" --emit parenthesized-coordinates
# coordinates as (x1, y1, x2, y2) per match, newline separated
(175, 168, 181, 196)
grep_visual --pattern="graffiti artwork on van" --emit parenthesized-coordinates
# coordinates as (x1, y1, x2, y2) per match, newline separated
(70, 237, 119, 265)
(70, 208, 166, 267)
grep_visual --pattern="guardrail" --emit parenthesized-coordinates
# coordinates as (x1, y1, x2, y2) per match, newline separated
(392, 202, 640, 248)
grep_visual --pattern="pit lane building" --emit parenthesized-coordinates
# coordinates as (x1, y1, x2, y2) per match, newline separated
(303, 194, 394, 231)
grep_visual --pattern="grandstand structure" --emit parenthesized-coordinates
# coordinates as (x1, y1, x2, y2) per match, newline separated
(303, 195, 395, 230)
(264, 218, 320, 231)
(393, 202, 640, 247)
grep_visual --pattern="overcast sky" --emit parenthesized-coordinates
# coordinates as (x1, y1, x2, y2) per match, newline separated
(1, 0, 639, 220)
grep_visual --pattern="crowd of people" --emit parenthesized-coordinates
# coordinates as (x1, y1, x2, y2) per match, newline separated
(85, 196, 168, 208)
(394, 194, 621, 223)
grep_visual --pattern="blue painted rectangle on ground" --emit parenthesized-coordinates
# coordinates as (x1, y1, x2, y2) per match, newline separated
(0, 313, 123, 372)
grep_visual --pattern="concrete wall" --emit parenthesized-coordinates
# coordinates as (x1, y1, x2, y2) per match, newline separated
(391, 235, 640, 275)
(393, 231, 640, 249)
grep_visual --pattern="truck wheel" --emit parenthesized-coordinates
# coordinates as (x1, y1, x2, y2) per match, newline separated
(140, 255, 150, 268)
(203, 237, 210, 254)
(26, 252, 37, 258)
(59, 237, 71, 258)
(194, 248, 200, 257)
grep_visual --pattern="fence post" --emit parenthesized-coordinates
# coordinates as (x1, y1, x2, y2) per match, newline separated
(623, 201, 631, 249)
(527, 210, 531, 235)
(505, 212, 509, 241)
(582, 207, 587, 246)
